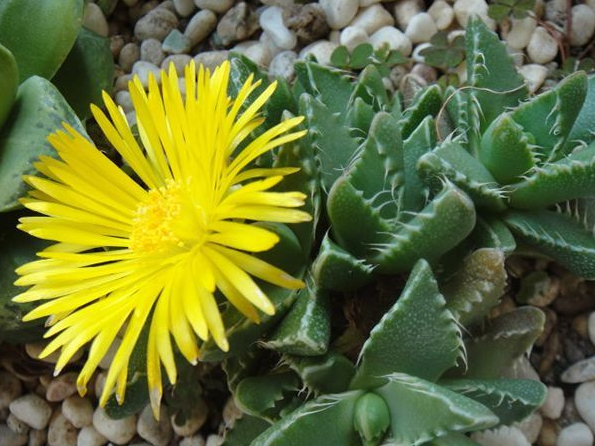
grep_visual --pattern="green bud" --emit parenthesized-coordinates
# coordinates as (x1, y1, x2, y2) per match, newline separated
(353, 392, 390, 446)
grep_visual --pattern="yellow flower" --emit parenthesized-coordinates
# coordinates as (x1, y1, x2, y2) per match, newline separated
(13, 60, 310, 416)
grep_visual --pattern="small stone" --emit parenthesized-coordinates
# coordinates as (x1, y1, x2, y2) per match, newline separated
(428, 0, 454, 30)
(506, 17, 537, 50)
(562, 357, 595, 383)
(134, 8, 179, 41)
(77, 426, 107, 446)
(299, 40, 337, 66)
(504, 356, 541, 381)
(84, 3, 109, 37)
(62, 396, 93, 428)
(588, 312, 595, 347)
(193, 51, 229, 71)
(161, 54, 192, 75)
(411, 63, 437, 84)
(173, 0, 195, 17)
(222, 397, 242, 429)
(269, 50, 297, 80)
(0, 372, 21, 410)
(576, 382, 595, 431)
(283, 4, 329, 45)
(47, 410, 77, 446)
(46, 373, 77, 402)
(340, 26, 368, 51)
(453, 0, 496, 30)
(558, 422, 594, 446)
(9, 394, 52, 430)
(137, 405, 172, 446)
(260, 32, 283, 59)
(28, 429, 47, 446)
(110, 35, 126, 59)
(527, 27, 558, 64)
(205, 435, 223, 446)
(119, 43, 141, 72)
(216, 2, 259, 46)
(132, 61, 161, 87)
(184, 10, 217, 47)
(92, 408, 136, 445)
(162, 29, 191, 54)
(539, 418, 558, 446)
(244, 43, 272, 67)
(180, 435, 206, 446)
(171, 401, 207, 437)
(0, 424, 27, 446)
(393, 0, 423, 30)
(126, 112, 137, 127)
(6, 413, 28, 435)
(194, 0, 234, 14)
(369, 26, 412, 56)
(140, 39, 165, 66)
(24, 343, 61, 364)
(405, 13, 437, 44)
(541, 386, 565, 420)
(514, 412, 542, 444)
(94, 373, 106, 400)
(571, 4, 595, 46)
(320, 0, 359, 29)
(261, 6, 296, 50)
(518, 64, 547, 94)
(349, 4, 394, 35)
(471, 426, 530, 446)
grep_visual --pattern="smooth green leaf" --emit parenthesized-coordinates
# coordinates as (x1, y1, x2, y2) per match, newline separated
(235, 372, 300, 420)
(285, 351, 356, 395)
(223, 415, 271, 446)
(0, 43, 18, 129)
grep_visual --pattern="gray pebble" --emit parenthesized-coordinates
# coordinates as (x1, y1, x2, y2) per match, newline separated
(119, 43, 140, 72)
(173, 0, 196, 17)
(163, 29, 191, 54)
(28, 429, 47, 446)
(83, 3, 109, 37)
(62, 395, 93, 428)
(0, 372, 21, 411)
(77, 425, 107, 446)
(194, 50, 229, 71)
(47, 410, 77, 446)
(216, 2, 259, 46)
(0, 424, 27, 446)
(194, 0, 234, 14)
(141, 38, 166, 66)
(137, 405, 172, 446)
(9, 394, 52, 431)
(6, 413, 28, 435)
(46, 373, 77, 402)
(162, 54, 192, 75)
(184, 9, 217, 47)
(269, 50, 297, 81)
(92, 408, 136, 445)
(132, 61, 162, 87)
(134, 8, 179, 41)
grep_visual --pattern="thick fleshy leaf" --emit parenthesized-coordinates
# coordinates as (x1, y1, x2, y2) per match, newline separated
(442, 248, 507, 327)
(503, 209, 595, 279)
(52, 27, 114, 120)
(0, 43, 18, 129)
(376, 373, 498, 445)
(312, 235, 374, 292)
(0, 76, 87, 211)
(252, 391, 363, 446)
(0, 0, 83, 82)
(441, 379, 547, 426)
(400, 85, 443, 139)
(285, 351, 356, 395)
(423, 433, 480, 445)
(351, 65, 389, 110)
(223, 415, 271, 446)
(294, 61, 353, 115)
(566, 74, 595, 150)
(350, 260, 463, 389)
(471, 217, 516, 255)
(454, 307, 545, 379)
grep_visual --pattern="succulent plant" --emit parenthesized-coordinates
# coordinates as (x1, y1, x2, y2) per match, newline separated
(223, 251, 546, 445)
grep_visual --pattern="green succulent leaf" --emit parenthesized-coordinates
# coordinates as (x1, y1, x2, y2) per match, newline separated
(376, 373, 498, 445)
(222, 415, 271, 446)
(423, 433, 481, 445)
(566, 74, 595, 149)
(295, 61, 353, 115)
(312, 235, 374, 292)
(284, 351, 356, 395)
(52, 27, 114, 120)
(0, 43, 18, 129)
(353, 392, 391, 446)
(471, 217, 517, 254)
(441, 379, 547, 426)
(347, 97, 376, 135)
(350, 43, 374, 69)
(265, 276, 330, 356)
(350, 260, 463, 389)
(442, 248, 507, 328)
(370, 182, 476, 274)
(330, 45, 350, 68)
(0, 0, 83, 82)
(455, 307, 545, 379)
(351, 65, 389, 111)
(503, 209, 595, 279)
(252, 391, 363, 446)
(400, 85, 443, 139)
(0, 76, 87, 212)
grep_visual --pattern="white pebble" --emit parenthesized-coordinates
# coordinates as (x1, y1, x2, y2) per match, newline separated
(562, 357, 595, 384)
(506, 17, 537, 50)
(514, 412, 542, 444)
(558, 422, 594, 446)
(260, 32, 283, 59)
(140, 39, 165, 66)
(0, 424, 27, 446)
(349, 4, 394, 35)
(0, 372, 21, 410)
(541, 386, 565, 420)
(244, 43, 272, 67)
(320, 0, 359, 29)
(180, 435, 206, 446)
(134, 8, 179, 42)
(8, 394, 52, 430)
(393, 0, 423, 30)
(503, 356, 541, 381)
(132, 61, 162, 87)
(269, 50, 297, 80)
(260, 6, 297, 50)
(193, 51, 229, 71)
(92, 408, 136, 445)
(589, 312, 595, 347)
(94, 373, 106, 401)
(340, 26, 368, 51)
(24, 343, 62, 364)
(471, 426, 530, 446)
(453, 0, 496, 30)
(77, 425, 108, 446)
(359, 0, 382, 6)
(571, 4, 595, 46)
(184, 9, 217, 47)
(137, 405, 172, 446)
(369, 26, 412, 56)
(62, 396, 93, 428)
(405, 13, 437, 44)
(205, 434, 224, 446)
(46, 373, 78, 403)
(171, 400, 207, 437)
(428, 0, 454, 30)
(162, 54, 192, 75)
(83, 3, 109, 37)
(194, 0, 234, 14)
(299, 40, 337, 66)
(6, 413, 28, 435)
(527, 27, 558, 64)
(518, 64, 547, 94)
(576, 382, 595, 432)
(48, 410, 77, 446)
(173, 0, 195, 17)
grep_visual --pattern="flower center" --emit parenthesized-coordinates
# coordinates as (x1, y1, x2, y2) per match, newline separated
(130, 180, 205, 254)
